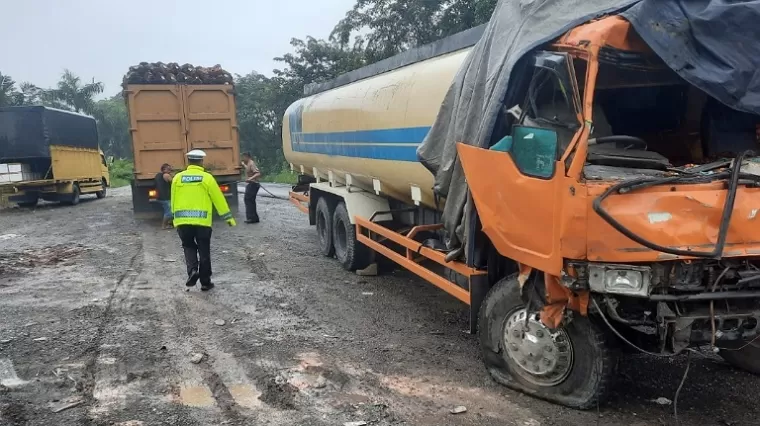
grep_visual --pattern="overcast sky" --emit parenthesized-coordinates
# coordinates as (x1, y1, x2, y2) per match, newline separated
(1, 0, 356, 97)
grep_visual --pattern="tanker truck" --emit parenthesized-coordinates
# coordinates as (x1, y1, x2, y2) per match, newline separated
(284, 12, 760, 408)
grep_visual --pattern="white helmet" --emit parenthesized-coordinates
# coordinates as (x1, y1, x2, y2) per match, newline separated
(186, 149, 207, 160)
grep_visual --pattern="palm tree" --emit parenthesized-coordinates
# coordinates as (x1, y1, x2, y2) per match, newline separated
(44, 69, 104, 114)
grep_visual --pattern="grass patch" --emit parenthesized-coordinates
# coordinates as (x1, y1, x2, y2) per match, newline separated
(260, 169, 297, 184)
(109, 159, 134, 188)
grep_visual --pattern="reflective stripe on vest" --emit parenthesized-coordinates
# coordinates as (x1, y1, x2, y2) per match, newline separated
(174, 210, 209, 219)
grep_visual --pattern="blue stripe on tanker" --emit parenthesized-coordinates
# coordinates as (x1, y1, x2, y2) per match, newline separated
(290, 126, 431, 162)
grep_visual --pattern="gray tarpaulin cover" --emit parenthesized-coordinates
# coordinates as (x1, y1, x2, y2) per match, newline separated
(417, 0, 760, 257)
(416, 0, 638, 254)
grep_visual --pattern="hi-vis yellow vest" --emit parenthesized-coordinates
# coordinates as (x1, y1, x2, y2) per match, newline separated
(170, 165, 232, 227)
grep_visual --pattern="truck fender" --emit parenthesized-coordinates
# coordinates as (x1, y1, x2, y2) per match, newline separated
(308, 182, 392, 224)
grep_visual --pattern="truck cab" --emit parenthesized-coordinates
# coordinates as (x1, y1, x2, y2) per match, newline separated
(459, 16, 760, 407)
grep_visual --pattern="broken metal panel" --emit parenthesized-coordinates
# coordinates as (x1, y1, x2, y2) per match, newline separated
(586, 182, 760, 262)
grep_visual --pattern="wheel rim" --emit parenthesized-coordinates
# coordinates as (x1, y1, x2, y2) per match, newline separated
(502, 308, 574, 387)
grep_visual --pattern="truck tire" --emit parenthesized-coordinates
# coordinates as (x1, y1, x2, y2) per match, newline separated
(332, 202, 370, 271)
(96, 179, 107, 199)
(479, 275, 617, 409)
(719, 340, 760, 375)
(65, 184, 81, 206)
(315, 196, 335, 257)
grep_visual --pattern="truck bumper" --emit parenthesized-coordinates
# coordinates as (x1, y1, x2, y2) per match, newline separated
(131, 179, 239, 219)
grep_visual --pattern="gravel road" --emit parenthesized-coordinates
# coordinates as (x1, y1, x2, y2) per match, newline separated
(0, 186, 758, 425)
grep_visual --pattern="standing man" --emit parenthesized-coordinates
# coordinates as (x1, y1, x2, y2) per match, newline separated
(241, 152, 262, 224)
(171, 149, 236, 291)
(155, 163, 173, 229)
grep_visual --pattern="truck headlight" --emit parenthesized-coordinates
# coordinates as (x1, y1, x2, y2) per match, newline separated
(588, 264, 651, 297)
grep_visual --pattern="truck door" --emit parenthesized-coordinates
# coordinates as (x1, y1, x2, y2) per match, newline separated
(182, 85, 240, 176)
(125, 85, 187, 179)
(458, 52, 582, 276)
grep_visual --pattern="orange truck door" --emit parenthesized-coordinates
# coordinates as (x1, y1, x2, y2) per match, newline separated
(125, 85, 187, 179)
(181, 85, 240, 176)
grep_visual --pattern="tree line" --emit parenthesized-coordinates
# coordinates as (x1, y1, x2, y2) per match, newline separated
(0, 0, 496, 176)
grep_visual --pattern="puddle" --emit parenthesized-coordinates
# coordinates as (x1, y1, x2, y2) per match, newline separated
(0, 357, 28, 387)
(178, 385, 214, 407)
(228, 384, 262, 409)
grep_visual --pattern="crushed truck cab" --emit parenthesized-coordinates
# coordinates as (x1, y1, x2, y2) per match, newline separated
(285, 12, 760, 410)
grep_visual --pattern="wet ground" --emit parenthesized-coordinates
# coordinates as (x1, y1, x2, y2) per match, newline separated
(0, 185, 758, 426)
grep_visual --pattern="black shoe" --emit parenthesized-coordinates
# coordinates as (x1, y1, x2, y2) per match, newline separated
(245, 218, 259, 224)
(185, 270, 200, 287)
(200, 282, 215, 291)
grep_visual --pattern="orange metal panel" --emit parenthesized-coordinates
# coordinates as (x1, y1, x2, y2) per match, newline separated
(356, 232, 472, 304)
(126, 85, 187, 180)
(289, 192, 309, 214)
(557, 16, 650, 53)
(356, 217, 486, 278)
(586, 182, 760, 262)
(182, 85, 240, 177)
(456, 143, 564, 276)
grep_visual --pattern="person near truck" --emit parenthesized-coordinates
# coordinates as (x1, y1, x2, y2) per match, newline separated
(155, 163, 173, 229)
(171, 149, 236, 291)
(241, 152, 261, 224)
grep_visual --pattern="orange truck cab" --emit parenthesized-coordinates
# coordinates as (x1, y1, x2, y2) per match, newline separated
(459, 16, 760, 406)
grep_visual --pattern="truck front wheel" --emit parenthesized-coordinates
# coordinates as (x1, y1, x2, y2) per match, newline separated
(332, 202, 369, 271)
(315, 196, 335, 257)
(479, 275, 617, 409)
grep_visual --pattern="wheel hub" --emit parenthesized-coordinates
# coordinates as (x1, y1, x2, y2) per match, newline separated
(503, 308, 573, 386)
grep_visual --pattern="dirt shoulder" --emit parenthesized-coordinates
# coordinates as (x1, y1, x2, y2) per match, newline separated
(0, 187, 757, 425)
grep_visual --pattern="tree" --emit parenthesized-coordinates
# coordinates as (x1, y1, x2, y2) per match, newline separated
(45, 69, 104, 114)
(333, 0, 497, 63)
(92, 95, 131, 159)
(0, 72, 23, 107)
(234, 37, 367, 174)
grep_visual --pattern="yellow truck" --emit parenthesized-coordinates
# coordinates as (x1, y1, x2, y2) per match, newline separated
(0, 106, 110, 207)
(124, 84, 240, 218)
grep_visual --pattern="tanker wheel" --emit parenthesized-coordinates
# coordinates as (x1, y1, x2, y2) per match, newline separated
(315, 196, 334, 257)
(479, 275, 617, 409)
(718, 339, 760, 375)
(332, 202, 369, 271)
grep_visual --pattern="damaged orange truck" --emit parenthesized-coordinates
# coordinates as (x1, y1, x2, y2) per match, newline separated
(284, 11, 760, 408)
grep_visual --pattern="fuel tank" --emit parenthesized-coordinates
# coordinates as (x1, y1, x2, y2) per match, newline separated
(283, 48, 472, 208)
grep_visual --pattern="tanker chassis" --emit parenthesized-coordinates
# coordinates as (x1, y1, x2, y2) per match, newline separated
(285, 16, 760, 408)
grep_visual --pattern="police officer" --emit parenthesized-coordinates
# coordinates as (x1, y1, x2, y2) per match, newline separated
(171, 149, 236, 291)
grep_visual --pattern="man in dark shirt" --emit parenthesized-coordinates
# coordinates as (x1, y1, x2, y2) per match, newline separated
(155, 163, 173, 229)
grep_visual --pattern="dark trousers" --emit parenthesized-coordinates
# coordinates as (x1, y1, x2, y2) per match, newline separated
(177, 225, 213, 285)
(244, 182, 261, 222)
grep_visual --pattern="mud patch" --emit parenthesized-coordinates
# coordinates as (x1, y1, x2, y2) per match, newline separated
(0, 244, 88, 275)
(0, 397, 28, 426)
(246, 250, 275, 281)
(257, 375, 299, 410)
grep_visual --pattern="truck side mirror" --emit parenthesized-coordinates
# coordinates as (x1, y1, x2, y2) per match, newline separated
(510, 125, 558, 179)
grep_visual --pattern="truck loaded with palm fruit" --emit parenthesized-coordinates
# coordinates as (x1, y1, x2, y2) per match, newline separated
(123, 62, 240, 218)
